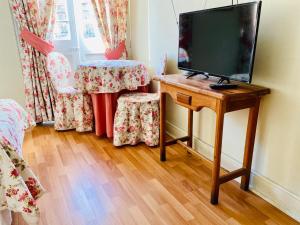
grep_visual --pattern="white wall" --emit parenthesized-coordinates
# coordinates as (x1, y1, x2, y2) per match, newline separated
(129, 0, 149, 64)
(0, 0, 25, 106)
(131, 0, 300, 221)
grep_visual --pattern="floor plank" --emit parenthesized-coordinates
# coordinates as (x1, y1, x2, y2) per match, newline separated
(12, 126, 299, 225)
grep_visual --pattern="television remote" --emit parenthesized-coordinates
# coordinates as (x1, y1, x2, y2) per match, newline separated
(209, 84, 238, 90)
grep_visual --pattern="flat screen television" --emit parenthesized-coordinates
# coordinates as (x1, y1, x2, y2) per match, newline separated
(178, 1, 262, 83)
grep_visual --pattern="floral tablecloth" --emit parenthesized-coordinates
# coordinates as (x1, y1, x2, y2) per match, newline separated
(75, 60, 150, 93)
(0, 99, 44, 225)
(74, 60, 150, 138)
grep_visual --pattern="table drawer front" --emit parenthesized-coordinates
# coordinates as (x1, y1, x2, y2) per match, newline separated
(161, 83, 217, 111)
(177, 92, 192, 105)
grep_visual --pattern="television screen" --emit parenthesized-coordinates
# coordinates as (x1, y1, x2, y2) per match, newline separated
(178, 1, 262, 83)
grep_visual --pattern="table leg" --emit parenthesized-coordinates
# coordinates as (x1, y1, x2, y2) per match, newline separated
(187, 109, 193, 148)
(241, 99, 261, 190)
(211, 101, 225, 204)
(91, 94, 106, 137)
(160, 92, 167, 161)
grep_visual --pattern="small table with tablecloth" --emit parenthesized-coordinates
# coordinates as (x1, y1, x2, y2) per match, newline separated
(75, 60, 150, 138)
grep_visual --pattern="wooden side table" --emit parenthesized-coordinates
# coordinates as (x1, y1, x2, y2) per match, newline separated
(158, 74, 270, 204)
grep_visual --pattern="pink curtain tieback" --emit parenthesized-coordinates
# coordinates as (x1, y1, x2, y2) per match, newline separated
(20, 28, 54, 55)
(104, 40, 126, 60)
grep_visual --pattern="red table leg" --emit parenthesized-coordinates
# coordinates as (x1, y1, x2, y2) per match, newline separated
(91, 94, 106, 137)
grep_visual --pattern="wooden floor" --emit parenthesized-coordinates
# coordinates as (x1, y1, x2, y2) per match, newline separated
(13, 126, 299, 225)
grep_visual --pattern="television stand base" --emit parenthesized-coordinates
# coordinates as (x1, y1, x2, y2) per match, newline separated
(186, 72, 209, 79)
(209, 83, 238, 90)
(209, 78, 238, 90)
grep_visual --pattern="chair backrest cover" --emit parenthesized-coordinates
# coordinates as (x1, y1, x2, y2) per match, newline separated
(156, 54, 167, 76)
(46, 52, 75, 90)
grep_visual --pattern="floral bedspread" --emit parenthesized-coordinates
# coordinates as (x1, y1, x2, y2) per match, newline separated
(75, 60, 150, 93)
(0, 99, 44, 224)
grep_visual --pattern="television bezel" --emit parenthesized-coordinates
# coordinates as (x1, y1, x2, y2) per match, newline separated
(177, 1, 262, 84)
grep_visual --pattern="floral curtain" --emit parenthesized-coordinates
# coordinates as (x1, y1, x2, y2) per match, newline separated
(91, 0, 129, 58)
(9, 0, 56, 123)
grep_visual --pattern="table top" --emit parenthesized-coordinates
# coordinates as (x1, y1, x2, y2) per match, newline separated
(79, 60, 143, 68)
(157, 74, 271, 100)
(76, 60, 150, 94)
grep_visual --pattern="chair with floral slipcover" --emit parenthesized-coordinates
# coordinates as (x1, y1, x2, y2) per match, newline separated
(113, 54, 167, 147)
(46, 52, 94, 132)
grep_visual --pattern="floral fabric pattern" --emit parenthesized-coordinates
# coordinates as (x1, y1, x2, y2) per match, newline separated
(75, 60, 150, 94)
(92, 0, 129, 59)
(0, 99, 44, 224)
(9, 0, 56, 124)
(113, 93, 160, 147)
(47, 52, 94, 132)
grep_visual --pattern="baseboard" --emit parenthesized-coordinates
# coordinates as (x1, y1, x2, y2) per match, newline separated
(165, 120, 300, 222)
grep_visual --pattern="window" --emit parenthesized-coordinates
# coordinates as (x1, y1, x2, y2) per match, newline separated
(54, 0, 71, 40)
(54, 0, 105, 54)
(53, 0, 105, 67)
(77, 0, 105, 54)
(80, 1, 96, 38)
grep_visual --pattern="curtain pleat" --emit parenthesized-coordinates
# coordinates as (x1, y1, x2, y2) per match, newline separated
(9, 0, 56, 123)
